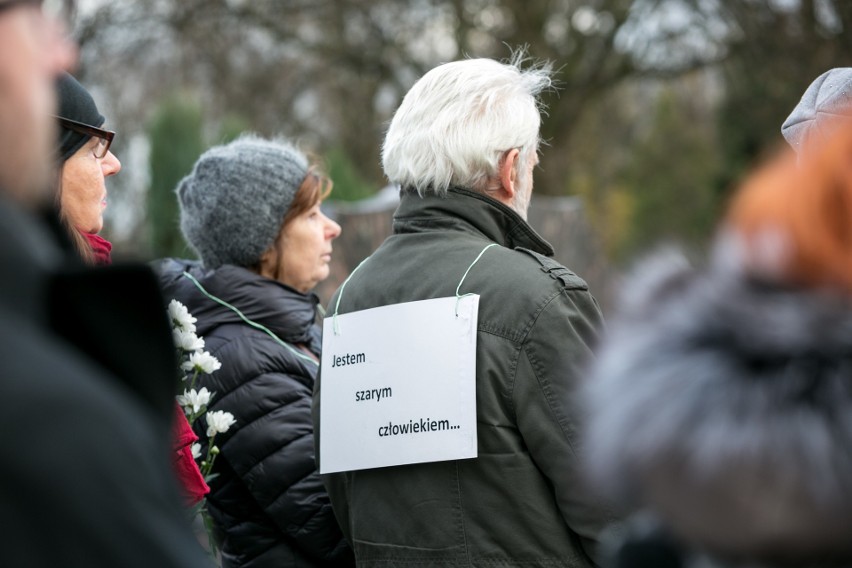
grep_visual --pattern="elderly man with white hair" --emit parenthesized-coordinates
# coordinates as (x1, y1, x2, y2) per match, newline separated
(313, 55, 615, 567)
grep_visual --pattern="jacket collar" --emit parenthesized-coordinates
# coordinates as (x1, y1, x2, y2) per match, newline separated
(392, 187, 555, 256)
(158, 259, 320, 345)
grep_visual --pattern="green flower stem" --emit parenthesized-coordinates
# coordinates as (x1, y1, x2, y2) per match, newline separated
(201, 435, 219, 479)
(196, 434, 222, 565)
(185, 406, 206, 426)
(201, 506, 219, 561)
(188, 368, 201, 391)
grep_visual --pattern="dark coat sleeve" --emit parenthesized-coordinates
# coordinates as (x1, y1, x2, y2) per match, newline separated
(514, 287, 616, 566)
(204, 332, 352, 564)
(0, 312, 211, 568)
(48, 264, 180, 427)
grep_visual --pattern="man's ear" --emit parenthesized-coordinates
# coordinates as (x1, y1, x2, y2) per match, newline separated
(498, 148, 520, 202)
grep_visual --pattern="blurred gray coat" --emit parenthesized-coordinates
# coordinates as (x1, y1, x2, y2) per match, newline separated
(585, 250, 852, 567)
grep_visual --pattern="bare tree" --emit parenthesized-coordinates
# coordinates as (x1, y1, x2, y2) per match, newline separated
(71, 0, 852, 261)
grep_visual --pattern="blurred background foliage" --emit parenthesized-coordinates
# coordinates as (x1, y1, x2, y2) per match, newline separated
(72, 0, 852, 265)
(146, 94, 204, 258)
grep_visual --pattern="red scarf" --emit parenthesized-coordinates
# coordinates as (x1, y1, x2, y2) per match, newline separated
(81, 232, 113, 265)
(172, 404, 210, 505)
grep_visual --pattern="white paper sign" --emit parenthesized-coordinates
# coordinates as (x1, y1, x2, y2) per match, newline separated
(319, 295, 479, 474)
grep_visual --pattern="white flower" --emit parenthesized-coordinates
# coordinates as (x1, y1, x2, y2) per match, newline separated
(168, 299, 197, 333)
(190, 443, 202, 460)
(206, 410, 236, 437)
(177, 387, 212, 414)
(173, 329, 205, 352)
(181, 351, 222, 374)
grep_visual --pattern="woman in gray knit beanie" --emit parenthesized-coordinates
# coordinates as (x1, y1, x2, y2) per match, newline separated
(156, 135, 351, 568)
(176, 134, 341, 285)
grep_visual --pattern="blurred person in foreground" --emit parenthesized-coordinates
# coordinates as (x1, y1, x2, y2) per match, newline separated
(0, 0, 210, 566)
(584, 126, 852, 567)
(54, 71, 209, 505)
(157, 136, 352, 568)
(313, 54, 615, 567)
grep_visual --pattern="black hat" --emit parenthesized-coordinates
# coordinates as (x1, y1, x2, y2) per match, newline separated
(56, 72, 105, 163)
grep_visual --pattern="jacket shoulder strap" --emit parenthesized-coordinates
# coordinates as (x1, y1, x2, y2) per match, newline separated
(515, 247, 589, 291)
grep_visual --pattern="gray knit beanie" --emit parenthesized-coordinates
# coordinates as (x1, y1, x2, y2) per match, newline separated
(177, 135, 309, 269)
(782, 68, 852, 153)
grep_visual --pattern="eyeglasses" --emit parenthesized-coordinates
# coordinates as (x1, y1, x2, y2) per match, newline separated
(55, 116, 115, 159)
(0, 0, 76, 29)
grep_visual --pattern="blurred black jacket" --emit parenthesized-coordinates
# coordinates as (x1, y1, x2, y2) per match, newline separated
(0, 196, 210, 567)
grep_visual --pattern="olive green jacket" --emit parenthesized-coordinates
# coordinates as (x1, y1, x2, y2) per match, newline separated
(313, 188, 615, 567)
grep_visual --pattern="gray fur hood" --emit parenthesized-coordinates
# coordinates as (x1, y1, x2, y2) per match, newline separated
(585, 250, 852, 564)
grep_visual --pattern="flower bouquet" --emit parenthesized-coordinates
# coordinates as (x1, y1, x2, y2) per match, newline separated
(169, 300, 235, 564)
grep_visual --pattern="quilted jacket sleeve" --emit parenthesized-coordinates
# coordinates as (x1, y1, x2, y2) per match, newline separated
(203, 333, 352, 564)
(513, 286, 616, 566)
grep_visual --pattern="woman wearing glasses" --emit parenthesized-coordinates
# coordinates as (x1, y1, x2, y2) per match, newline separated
(54, 71, 211, 508)
(55, 71, 120, 264)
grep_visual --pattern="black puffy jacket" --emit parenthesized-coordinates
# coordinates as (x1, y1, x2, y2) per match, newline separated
(158, 259, 353, 568)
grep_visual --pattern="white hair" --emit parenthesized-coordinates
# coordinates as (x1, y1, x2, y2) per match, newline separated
(382, 53, 552, 197)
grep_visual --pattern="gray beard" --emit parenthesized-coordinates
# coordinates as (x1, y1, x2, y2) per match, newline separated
(512, 182, 531, 221)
